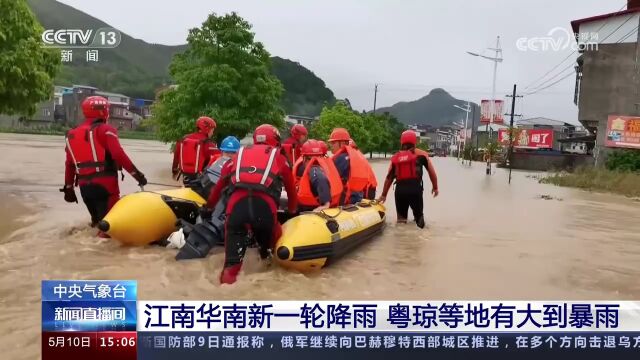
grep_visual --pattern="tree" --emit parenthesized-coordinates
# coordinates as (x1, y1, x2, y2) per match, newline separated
(153, 12, 285, 144)
(0, 0, 60, 115)
(310, 102, 369, 149)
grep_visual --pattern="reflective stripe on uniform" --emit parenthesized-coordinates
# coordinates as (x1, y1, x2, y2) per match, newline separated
(179, 142, 184, 173)
(194, 143, 201, 173)
(235, 147, 244, 183)
(261, 148, 278, 185)
(65, 136, 80, 173)
(88, 130, 100, 173)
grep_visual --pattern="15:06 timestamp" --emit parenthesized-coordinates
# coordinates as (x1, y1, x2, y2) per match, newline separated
(100, 336, 136, 347)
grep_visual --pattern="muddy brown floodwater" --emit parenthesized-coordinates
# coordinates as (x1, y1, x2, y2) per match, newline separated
(0, 133, 639, 359)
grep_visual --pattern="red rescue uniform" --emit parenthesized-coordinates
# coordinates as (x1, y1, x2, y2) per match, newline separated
(172, 132, 220, 184)
(281, 137, 301, 166)
(64, 119, 137, 225)
(381, 148, 438, 226)
(207, 145, 298, 284)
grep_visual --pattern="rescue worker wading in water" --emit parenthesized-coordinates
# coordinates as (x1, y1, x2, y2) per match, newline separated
(61, 96, 147, 237)
(293, 139, 343, 212)
(172, 116, 221, 185)
(207, 124, 298, 284)
(378, 130, 439, 229)
(328, 128, 371, 205)
(281, 123, 308, 166)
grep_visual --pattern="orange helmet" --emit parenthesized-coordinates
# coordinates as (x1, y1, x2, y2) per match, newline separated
(81, 96, 110, 120)
(196, 116, 216, 134)
(301, 140, 324, 156)
(291, 124, 308, 138)
(328, 128, 351, 142)
(253, 124, 281, 147)
(400, 130, 417, 146)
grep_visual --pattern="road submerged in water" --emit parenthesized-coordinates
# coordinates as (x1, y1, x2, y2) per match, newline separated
(1, 133, 639, 359)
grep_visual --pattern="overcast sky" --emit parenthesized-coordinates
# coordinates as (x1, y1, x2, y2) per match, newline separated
(59, 0, 626, 124)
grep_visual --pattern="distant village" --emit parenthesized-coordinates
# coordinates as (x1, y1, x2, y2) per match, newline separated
(0, 84, 155, 131)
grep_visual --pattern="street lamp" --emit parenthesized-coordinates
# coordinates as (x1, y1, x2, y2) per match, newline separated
(467, 36, 503, 140)
(454, 103, 472, 165)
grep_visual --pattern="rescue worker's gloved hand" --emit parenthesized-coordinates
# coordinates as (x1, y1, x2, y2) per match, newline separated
(60, 186, 78, 203)
(377, 195, 387, 204)
(131, 170, 147, 186)
(432, 188, 439, 198)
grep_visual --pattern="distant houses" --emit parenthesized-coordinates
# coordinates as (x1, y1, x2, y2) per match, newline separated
(0, 84, 154, 130)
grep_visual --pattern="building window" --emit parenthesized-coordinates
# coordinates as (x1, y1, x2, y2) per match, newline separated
(42, 108, 51, 117)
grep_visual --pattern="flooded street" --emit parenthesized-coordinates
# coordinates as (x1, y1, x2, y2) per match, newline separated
(1, 133, 640, 359)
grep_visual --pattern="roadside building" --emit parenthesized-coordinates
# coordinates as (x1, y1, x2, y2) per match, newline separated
(571, 0, 640, 165)
(95, 91, 133, 130)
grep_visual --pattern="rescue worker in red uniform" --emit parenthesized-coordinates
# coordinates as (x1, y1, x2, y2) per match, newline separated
(293, 140, 343, 212)
(349, 139, 378, 200)
(172, 116, 221, 185)
(281, 124, 308, 166)
(61, 96, 147, 237)
(328, 128, 371, 205)
(207, 124, 298, 285)
(378, 130, 439, 229)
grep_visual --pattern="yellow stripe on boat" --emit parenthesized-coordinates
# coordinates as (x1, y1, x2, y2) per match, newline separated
(275, 200, 386, 272)
(99, 188, 206, 246)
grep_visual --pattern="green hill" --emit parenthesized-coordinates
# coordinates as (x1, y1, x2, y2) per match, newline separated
(375, 88, 480, 127)
(26, 0, 335, 115)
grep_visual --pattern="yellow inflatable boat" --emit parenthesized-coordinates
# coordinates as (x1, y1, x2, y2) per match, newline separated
(98, 188, 206, 246)
(275, 200, 387, 272)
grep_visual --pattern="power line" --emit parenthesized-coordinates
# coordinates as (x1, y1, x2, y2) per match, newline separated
(525, 70, 575, 96)
(522, 2, 628, 91)
(616, 25, 640, 43)
(525, 7, 634, 95)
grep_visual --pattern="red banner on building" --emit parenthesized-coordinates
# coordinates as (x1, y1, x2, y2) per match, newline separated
(480, 100, 504, 125)
(498, 128, 554, 149)
(605, 115, 640, 149)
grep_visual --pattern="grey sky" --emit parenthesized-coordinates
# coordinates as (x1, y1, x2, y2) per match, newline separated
(59, 0, 624, 124)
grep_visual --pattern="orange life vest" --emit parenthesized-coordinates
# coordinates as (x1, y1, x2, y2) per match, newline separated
(179, 135, 211, 175)
(297, 157, 343, 207)
(65, 121, 116, 181)
(292, 157, 304, 184)
(230, 144, 284, 201)
(332, 145, 369, 192)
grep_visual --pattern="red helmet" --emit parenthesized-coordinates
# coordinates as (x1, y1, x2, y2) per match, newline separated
(301, 140, 324, 156)
(318, 141, 328, 155)
(253, 124, 281, 147)
(196, 116, 216, 134)
(81, 96, 110, 120)
(349, 139, 358, 149)
(328, 128, 351, 142)
(291, 124, 308, 138)
(400, 130, 418, 146)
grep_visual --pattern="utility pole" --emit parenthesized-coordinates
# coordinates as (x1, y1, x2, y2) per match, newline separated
(505, 84, 523, 184)
(373, 84, 379, 113)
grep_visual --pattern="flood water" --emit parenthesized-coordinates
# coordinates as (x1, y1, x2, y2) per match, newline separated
(1, 133, 639, 359)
